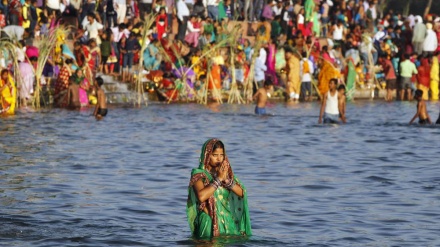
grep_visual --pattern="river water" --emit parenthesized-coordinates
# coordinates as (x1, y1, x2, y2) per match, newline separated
(1, 101, 440, 247)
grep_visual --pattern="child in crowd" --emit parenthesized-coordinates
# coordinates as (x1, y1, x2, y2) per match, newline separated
(409, 89, 431, 125)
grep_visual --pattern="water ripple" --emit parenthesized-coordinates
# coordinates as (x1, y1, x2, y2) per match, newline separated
(1, 102, 439, 246)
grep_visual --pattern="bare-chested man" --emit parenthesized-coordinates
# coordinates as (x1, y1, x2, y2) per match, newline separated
(67, 77, 80, 109)
(409, 89, 431, 125)
(93, 76, 107, 120)
(253, 79, 273, 115)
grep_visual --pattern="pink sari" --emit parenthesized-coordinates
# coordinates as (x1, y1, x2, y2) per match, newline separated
(79, 78, 90, 107)
(266, 44, 278, 84)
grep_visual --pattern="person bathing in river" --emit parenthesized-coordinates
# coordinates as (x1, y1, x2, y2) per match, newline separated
(409, 89, 431, 125)
(67, 76, 81, 110)
(187, 139, 252, 239)
(93, 76, 107, 120)
(338, 84, 346, 121)
(253, 79, 273, 115)
(319, 78, 346, 124)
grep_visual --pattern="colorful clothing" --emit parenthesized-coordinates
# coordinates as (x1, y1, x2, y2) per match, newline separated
(417, 59, 430, 100)
(286, 55, 301, 97)
(318, 60, 340, 96)
(54, 65, 71, 107)
(345, 60, 356, 101)
(79, 78, 90, 107)
(187, 139, 252, 239)
(0, 74, 16, 115)
(266, 43, 277, 85)
(156, 13, 168, 40)
(143, 43, 160, 70)
(430, 56, 439, 100)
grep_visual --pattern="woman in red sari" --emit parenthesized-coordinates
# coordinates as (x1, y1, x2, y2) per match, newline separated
(417, 58, 431, 100)
(54, 59, 74, 107)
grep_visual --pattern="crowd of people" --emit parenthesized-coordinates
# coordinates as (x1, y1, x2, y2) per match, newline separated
(1, 0, 440, 116)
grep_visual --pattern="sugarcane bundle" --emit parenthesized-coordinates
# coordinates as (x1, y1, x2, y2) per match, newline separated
(135, 13, 157, 107)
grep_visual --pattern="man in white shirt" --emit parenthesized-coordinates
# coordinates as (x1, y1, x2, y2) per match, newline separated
(423, 23, 437, 54)
(83, 13, 104, 45)
(111, 23, 130, 43)
(412, 16, 426, 55)
(254, 51, 267, 88)
(300, 52, 314, 101)
(272, 1, 282, 16)
(176, 0, 190, 40)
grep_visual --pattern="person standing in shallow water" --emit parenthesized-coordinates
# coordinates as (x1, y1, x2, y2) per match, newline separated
(319, 78, 346, 124)
(409, 89, 431, 125)
(187, 139, 252, 239)
(253, 79, 273, 115)
(93, 77, 107, 120)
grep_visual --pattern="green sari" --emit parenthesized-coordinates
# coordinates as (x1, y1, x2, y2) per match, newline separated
(346, 60, 356, 101)
(187, 139, 252, 239)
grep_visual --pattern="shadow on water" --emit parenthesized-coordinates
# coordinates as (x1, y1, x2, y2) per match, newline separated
(1, 101, 440, 246)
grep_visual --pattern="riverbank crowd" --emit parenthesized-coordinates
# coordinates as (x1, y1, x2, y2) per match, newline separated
(1, 0, 440, 115)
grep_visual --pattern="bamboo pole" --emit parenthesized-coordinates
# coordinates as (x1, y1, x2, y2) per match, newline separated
(243, 40, 264, 103)
(29, 27, 63, 109)
(135, 13, 157, 107)
(0, 39, 21, 109)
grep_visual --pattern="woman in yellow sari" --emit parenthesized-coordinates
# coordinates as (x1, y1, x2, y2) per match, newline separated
(318, 59, 340, 98)
(0, 69, 16, 115)
(430, 55, 439, 100)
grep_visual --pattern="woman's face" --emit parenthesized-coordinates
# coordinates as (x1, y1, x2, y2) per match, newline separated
(1, 72, 8, 81)
(209, 148, 224, 167)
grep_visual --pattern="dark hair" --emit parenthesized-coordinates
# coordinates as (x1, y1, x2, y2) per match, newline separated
(338, 84, 346, 91)
(1, 69, 9, 75)
(118, 23, 126, 29)
(212, 141, 224, 153)
(96, 76, 104, 86)
(415, 89, 423, 98)
(284, 46, 293, 54)
(86, 12, 96, 19)
(404, 54, 410, 60)
(65, 58, 74, 64)
(264, 79, 273, 87)
(329, 78, 338, 85)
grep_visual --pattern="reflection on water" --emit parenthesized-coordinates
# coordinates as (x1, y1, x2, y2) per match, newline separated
(0, 101, 439, 246)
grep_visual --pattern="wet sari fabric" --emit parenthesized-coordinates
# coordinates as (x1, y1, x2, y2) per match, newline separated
(187, 139, 252, 239)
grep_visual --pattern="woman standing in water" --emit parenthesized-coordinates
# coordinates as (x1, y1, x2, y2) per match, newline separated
(187, 139, 252, 239)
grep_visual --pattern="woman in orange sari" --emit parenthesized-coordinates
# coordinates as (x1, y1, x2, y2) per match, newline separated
(208, 56, 223, 100)
(318, 58, 340, 98)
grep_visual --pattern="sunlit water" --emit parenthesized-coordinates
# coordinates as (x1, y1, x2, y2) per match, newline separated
(1, 101, 440, 247)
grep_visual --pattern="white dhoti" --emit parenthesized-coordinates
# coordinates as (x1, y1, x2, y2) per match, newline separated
(116, 4, 127, 24)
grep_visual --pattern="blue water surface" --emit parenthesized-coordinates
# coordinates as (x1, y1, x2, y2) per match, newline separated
(1, 101, 439, 246)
